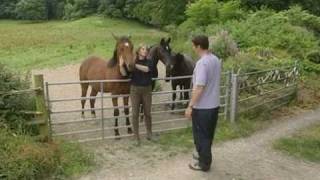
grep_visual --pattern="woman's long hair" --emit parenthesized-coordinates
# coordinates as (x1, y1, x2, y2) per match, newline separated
(136, 44, 148, 61)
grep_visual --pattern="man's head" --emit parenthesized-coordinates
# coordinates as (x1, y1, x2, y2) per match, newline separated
(192, 35, 209, 56)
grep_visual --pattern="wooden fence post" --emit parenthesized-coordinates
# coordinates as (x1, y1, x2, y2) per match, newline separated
(230, 74, 239, 123)
(33, 74, 50, 141)
(224, 71, 232, 120)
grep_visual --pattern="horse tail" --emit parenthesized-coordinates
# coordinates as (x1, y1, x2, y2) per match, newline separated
(79, 59, 90, 117)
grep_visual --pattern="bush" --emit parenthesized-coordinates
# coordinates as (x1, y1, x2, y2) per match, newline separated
(63, 0, 99, 20)
(302, 59, 320, 74)
(209, 30, 239, 59)
(306, 51, 320, 64)
(47, 0, 66, 19)
(240, 0, 320, 16)
(0, 128, 94, 180)
(219, 0, 246, 22)
(0, 0, 19, 18)
(185, 0, 220, 26)
(98, 0, 188, 26)
(0, 64, 35, 133)
(63, 2, 75, 20)
(15, 0, 47, 20)
(98, 0, 125, 18)
(224, 10, 319, 59)
(224, 51, 291, 73)
(283, 6, 320, 37)
(185, 0, 245, 27)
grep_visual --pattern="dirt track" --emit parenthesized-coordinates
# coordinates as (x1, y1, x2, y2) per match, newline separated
(80, 108, 320, 180)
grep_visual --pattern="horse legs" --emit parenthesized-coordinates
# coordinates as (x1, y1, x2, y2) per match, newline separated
(123, 96, 132, 134)
(112, 97, 120, 137)
(184, 85, 189, 100)
(89, 89, 98, 118)
(179, 84, 183, 100)
(171, 83, 177, 110)
(81, 83, 89, 118)
(139, 104, 144, 122)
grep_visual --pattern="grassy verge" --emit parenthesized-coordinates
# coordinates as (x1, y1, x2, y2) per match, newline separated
(0, 128, 95, 180)
(273, 122, 320, 163)
(158, 116, 268, 152)
(0, 16, 166, 72)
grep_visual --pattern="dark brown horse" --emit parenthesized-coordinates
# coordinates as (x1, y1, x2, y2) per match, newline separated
(166, 52, 195, 110)
(79, 35, 135, 136)
(148, 38, 172, 89)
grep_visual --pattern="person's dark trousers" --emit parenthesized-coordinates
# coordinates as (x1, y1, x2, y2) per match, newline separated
(192, 107, 219, 171)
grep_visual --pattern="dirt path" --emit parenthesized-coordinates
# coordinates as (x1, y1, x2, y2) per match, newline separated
(79, 108, 320, 180)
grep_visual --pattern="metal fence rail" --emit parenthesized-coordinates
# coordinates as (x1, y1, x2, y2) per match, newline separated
(230, 63, 299, 122)
(42, 64, 298, 142)
(46, 72, 230, 142)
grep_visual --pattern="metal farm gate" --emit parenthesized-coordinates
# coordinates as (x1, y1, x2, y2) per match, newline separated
(44, 73, 231, 143)
(42, 63, 298, 143)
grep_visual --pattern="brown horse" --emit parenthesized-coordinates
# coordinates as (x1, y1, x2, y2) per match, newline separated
(79, 35, 135, 136)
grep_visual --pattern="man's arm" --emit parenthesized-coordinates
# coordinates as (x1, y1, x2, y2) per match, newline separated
(185, 61, 207, 119)
(188, 85, 205, 108)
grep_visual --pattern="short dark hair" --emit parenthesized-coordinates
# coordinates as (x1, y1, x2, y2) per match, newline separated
(192, 35, 209, 50)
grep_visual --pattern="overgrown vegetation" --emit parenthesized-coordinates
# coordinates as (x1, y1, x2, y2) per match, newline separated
(169, 1, 320, 92)
(1, 0, 319, 26)
(0, 128, 95, 180)
(0, 63, 35, 133)
(0, 64, 95, 179)
(274, 122, 320, 163)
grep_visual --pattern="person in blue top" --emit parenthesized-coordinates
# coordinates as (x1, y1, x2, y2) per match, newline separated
(185, 35, 221, 171)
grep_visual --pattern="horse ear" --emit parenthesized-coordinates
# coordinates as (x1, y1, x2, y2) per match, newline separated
(176, 53, 184, 62)
(167, 37, 171, 44)
(160, 38, 165, 46)
(111, 32, 119, 41)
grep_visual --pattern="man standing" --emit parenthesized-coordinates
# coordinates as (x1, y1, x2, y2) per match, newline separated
(185, 35, 221, 172)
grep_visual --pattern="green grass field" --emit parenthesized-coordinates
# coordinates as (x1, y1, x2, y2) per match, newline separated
(274, 122, 320, 163)
(0, 16, 167, 72)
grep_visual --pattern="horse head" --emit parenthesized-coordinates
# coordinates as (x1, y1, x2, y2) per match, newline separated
(159, 37, 172, 65)
(166, 52, 184, 82)
(112, 33, 135, 72)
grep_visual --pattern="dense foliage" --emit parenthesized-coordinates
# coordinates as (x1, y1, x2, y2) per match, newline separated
(169, 1, 320, 75)
(1, 0, 319, 25)
(0, 128, 94, 180)
(0, 0, 189, 25)
(15, 0, 47, 20)
(239, 0, 320, 16)
(0, 64, 35, 133)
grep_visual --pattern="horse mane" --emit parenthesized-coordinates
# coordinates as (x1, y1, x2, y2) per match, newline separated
(147, 45, 157, 60)
(107, 49, 118, 68)
(172, 53, 195, 75)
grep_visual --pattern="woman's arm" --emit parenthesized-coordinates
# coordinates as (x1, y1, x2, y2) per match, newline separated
(135, 64, 150, 72)
(119, 56, 127, 76)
